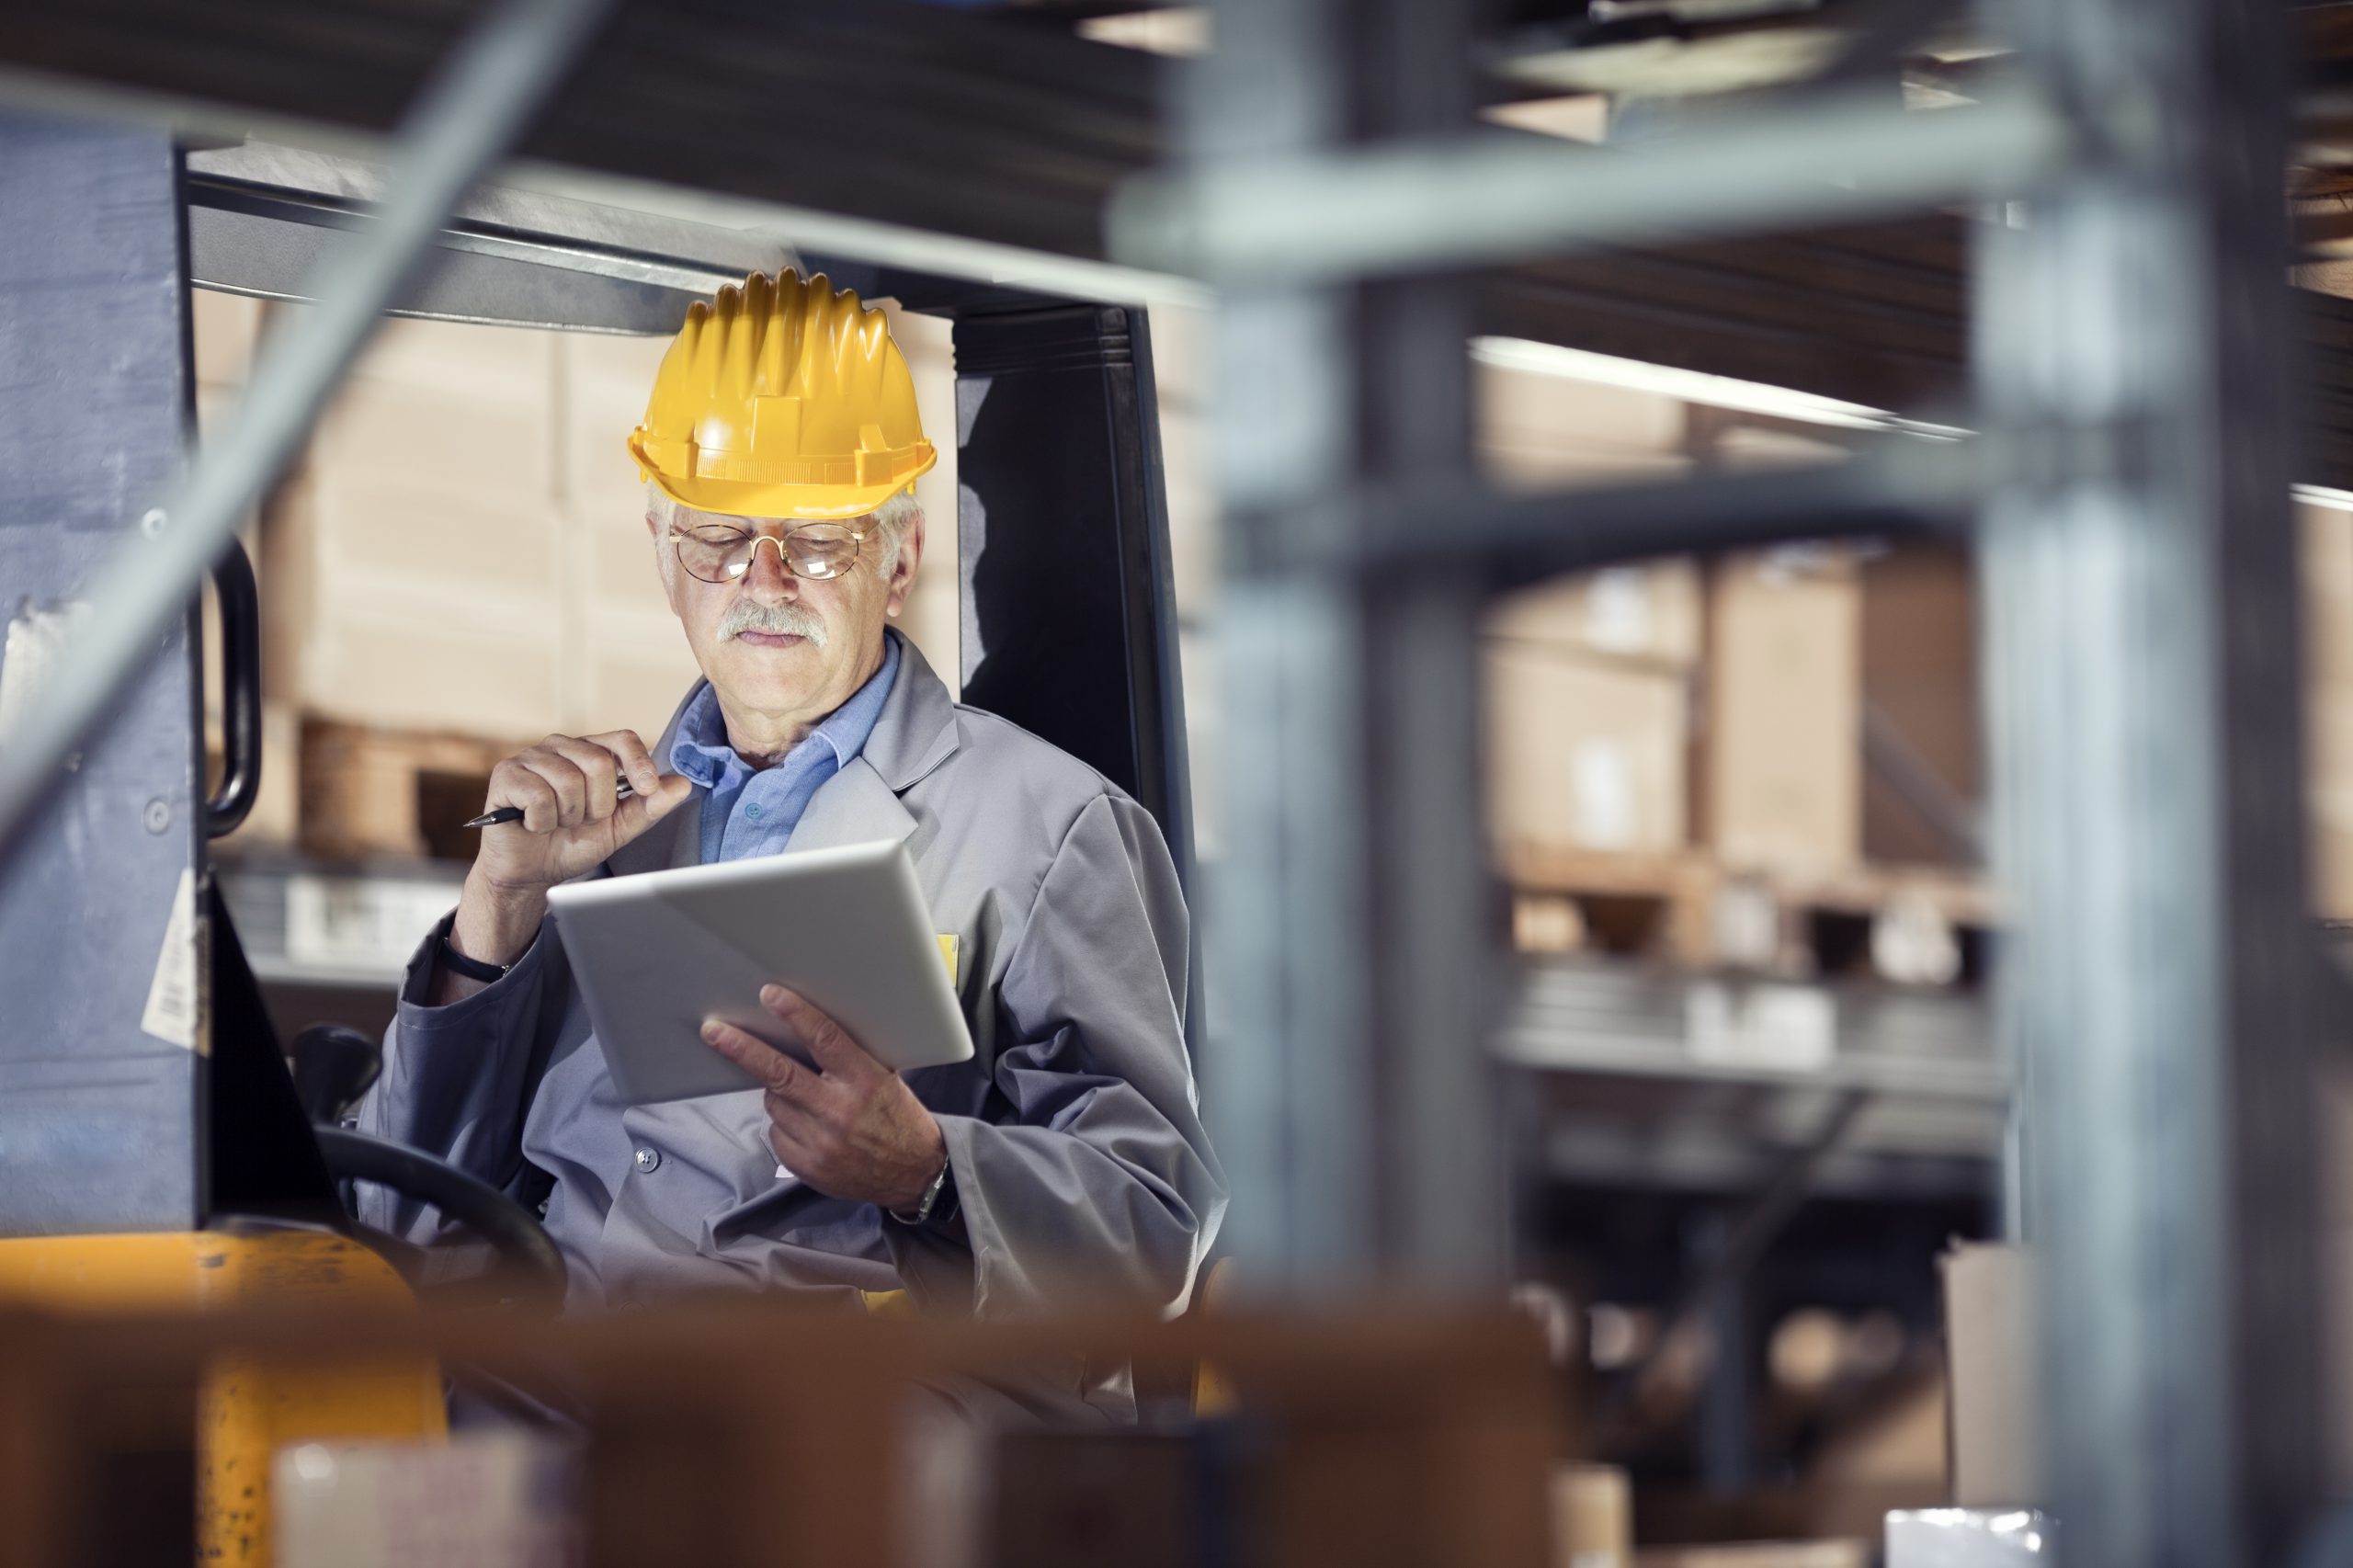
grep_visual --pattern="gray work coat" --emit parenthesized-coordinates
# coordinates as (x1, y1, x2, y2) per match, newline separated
(358, 631, 1226, 1403)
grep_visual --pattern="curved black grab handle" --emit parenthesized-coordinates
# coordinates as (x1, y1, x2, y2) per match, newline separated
(206, 537, 262, 839)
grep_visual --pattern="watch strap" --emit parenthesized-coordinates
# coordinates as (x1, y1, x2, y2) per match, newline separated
(438, 932, 514, 984)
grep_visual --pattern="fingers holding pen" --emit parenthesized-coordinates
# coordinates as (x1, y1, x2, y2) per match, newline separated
(583, 729, 663, 799)
(485, 756, 564, 835)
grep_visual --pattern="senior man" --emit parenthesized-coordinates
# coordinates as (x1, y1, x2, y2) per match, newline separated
(358, 273, 1223, 1410)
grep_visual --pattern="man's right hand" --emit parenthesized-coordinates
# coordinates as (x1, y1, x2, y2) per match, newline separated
(447, 731, 694, 974)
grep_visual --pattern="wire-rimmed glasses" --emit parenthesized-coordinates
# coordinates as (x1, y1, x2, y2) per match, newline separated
(666, 519, 869, 584)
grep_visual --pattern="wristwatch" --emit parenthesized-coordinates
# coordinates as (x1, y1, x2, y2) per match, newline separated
(438, 930, 517, 984)
(889, 1154, 955, 1227)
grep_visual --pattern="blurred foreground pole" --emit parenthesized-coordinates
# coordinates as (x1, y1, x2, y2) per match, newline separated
(1192, 0, 1504, 1292)
(1977, 0, 2320, 1562)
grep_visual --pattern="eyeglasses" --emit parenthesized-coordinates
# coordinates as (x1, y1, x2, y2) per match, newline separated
(666, 521, 869, 585)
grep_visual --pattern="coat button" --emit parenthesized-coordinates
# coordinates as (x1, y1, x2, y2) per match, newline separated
(633, 1147, 661, 1174)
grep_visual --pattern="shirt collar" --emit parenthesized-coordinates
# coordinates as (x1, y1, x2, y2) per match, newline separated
(666, 634, 902, 790)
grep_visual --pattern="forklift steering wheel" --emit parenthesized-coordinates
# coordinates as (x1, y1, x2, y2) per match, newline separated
(313, 1125, 568, 1303)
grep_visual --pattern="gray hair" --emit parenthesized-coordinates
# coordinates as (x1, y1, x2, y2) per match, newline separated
(648, 483, 921, 587)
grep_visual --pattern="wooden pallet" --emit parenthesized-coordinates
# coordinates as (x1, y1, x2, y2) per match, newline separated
(1500, 842, 1996, 985)
(299, 719, 517, 862)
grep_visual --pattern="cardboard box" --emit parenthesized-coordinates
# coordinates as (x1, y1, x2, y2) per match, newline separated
(1474, 351, 1692, 493)
(1702, 551, 1860, 873)
(190, 288, 263, 389)
(1477, 358, 1688, 464)
(881, 301, 963, 695)
(1940, 1244, 2040, 1510)
(1555, 1464, 1631, 1568)
(1486, 643, 1688, 857)
(1861, 544, 1980, 866)
(206, 701, 302, 847)
(1885, 1510, 2053, 1567)
(274, 1431, 577, 1568)
(1633, 1547, 1868, 1568)
(2304, 502, 2353, 918)
(1493, 561, 1704, 670)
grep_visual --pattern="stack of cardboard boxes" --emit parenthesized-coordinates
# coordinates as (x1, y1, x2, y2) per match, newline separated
(1494, 494, 2353, 943)
(1483, 550, 1870, 882)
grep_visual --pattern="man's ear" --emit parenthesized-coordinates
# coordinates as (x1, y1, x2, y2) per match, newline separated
(883, 513, 926, 619)
(649, 511, 685, 615)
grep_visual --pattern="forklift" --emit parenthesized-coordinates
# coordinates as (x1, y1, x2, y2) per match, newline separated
(0, 101, 1194, 1562)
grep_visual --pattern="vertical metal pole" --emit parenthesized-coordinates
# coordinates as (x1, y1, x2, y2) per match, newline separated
(1193, 0, 1501, 1292)
(1191, 0, 1374, 1288)
(1979, 0, 2318, 1562)
(1349, 0, 1506, 1290)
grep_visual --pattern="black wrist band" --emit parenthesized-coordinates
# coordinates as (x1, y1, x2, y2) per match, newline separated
(438, 933, 514, 984)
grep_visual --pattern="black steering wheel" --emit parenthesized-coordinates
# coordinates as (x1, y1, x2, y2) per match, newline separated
(293, 1025, 567, 1305)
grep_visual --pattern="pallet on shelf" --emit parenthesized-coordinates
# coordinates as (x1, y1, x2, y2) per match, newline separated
(298, 719, 517, 863)
(1500, 844, 1995, 986)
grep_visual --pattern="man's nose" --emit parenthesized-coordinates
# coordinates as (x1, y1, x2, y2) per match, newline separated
(742, 533, 795, 599)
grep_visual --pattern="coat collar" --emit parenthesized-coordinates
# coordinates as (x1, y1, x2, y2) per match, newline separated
(605, 627, 959, 878)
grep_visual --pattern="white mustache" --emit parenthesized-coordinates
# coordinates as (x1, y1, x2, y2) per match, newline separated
(719, 598, 828, 646)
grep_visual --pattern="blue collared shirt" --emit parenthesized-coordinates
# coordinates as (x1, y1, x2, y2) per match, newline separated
(665, 635, 901, 864)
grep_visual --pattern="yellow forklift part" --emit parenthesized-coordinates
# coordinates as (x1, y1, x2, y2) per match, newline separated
(629, 269, 938, 521)
(0, 1231, 445, 1568)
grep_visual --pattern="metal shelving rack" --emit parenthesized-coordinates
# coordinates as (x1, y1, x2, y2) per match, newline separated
(1117, 2, 2324, 1563)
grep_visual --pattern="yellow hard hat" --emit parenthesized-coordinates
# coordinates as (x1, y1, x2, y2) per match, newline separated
(627, 270, 937, 521)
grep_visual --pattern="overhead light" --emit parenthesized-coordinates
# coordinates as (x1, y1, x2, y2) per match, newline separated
(2296, 483, 2353, 513)
(1076, 9, 1209, 57)
(1471, 335, 1968, 439)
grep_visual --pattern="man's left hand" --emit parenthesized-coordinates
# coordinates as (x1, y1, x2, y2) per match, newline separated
(700, 985, 948, 1211)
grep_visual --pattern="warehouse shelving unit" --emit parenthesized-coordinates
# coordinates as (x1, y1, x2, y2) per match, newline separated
(1131, 3, 2321, 1565)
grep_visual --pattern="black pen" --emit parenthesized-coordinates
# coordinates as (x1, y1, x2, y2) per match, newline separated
(463, 780, 638, 830)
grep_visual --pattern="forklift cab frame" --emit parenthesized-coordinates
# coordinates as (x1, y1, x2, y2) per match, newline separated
(0, 122, 1197, 1267)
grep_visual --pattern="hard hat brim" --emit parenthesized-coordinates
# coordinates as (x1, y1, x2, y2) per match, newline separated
(634, 439, 938, 523)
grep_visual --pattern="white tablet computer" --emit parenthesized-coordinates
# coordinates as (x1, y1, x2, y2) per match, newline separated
(544, 838, 972, 1104)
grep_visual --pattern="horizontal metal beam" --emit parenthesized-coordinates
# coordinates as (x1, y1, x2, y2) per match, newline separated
(1111, 87, 2076, 284)
(185, 142, 798, 332)
(0, 0, 614, 863)
(191, 141, 793, 292)
(1233, 437, 1978, 582)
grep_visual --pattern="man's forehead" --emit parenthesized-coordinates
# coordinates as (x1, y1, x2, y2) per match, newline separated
(672, 502, 870, 530)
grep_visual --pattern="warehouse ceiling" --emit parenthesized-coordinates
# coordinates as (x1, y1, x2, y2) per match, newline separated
(5, 0, 2353, 479)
